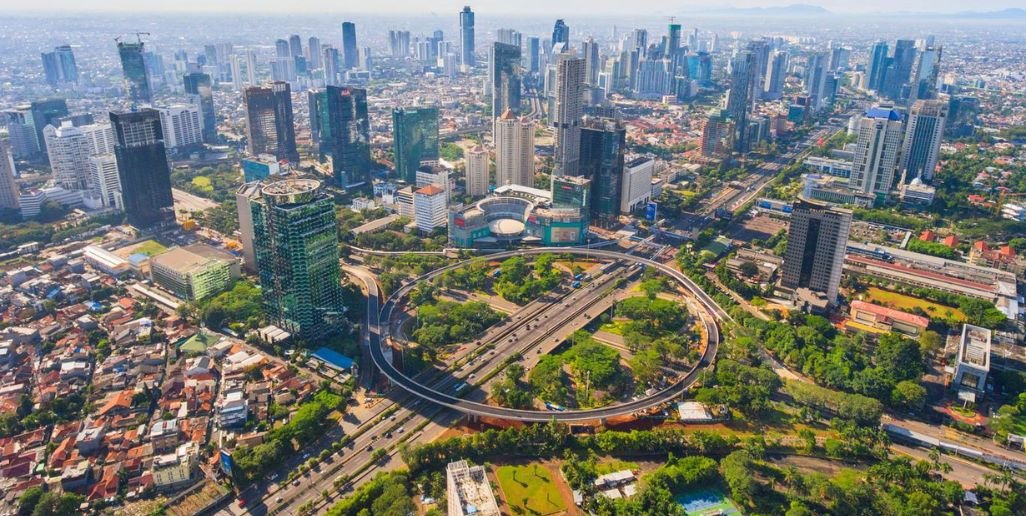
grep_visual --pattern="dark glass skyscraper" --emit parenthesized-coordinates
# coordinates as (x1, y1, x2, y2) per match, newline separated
(459, 6, 475, 68)
(552, 19, 570, 49)
(579, 117, 625, 227)
(781, 198, 852, 306)
(490, 42, 522, 119)
(184, 72, 216, 144)
(867, 41, 889, 92)
(527, 37, 541, 74)
(243, 81, 299, 163)
(313, 86, 372, 187)
(882, 39, 916, 101)
(110, 109, 175, 228)
(41, 45, 78, 87)
(250, 179, 345, 342)
(726, 50, 757, 153)
(118, 41, 152, 104)
(28, 98, 68, 158)
(341, 22, 359, 70)
(392, 106, 439, 184)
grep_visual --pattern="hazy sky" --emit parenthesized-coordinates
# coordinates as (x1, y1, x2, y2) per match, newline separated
(2, 0, 1024, 14)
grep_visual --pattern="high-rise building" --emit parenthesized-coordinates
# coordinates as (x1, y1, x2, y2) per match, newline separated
(900, 99, 948, 183)
(156, 104, 203, 150)
(183, 72, 216, 144)
(88, 154, 121, 209)
(551, 51, 585, 176)
(494, 109, 535, 188)
(849, 106, 904, 197)
(288, 35, 303, 62)
(118, 41, 152, 104)
(804, 52, 835, 112)
(867, 41, 890, 93)
(726, 50, 757, 153)
(579, 117, 625, 227)
(323, 47, 341, 86)
(465, 146, 489, 197)
(41, 45, 78, 87)
(527, 37, 541, 74)
(392, 106, 439, 184)
(700, 112, 730, 157)
(763, 50, 787, 100)
(489, 42, 522, 118)
(0, 140, 21, 212)
(314, 86, 372, 187)
(413, 184, 448, 233)
(882, 39, 916, 101)
(780, 198, 852, 306)
(246, 51, 258, 85)
(249, 179, 345, 342)
(307, 37, 322, 70)
(28, 99, 68, 159)
(459, 6, 475, 69)
(42, 121, 91, 190)
(582, 37, 600, 86)
(110, 109, 174, 228)
(497, 29, 522, 47)
(388, 30, 411, 58)
(235, 182, 260, 272)
(341, 22, 359, 70)
(911, 45, 942, 102)
(243, 82, 298, 163)
(552, 19, 570, 49)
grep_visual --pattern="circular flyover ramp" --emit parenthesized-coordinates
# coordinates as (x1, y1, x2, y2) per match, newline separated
(369, 247, 724, 423)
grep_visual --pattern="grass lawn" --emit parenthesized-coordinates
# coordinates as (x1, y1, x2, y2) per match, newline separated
(595, 459, 639, 475)
(864, 287, 966, 322)
(133, 240, 167, 257)
(599, 320, 630, 336)
(191, 176, 213, 193)
(495, 464, 567, 515)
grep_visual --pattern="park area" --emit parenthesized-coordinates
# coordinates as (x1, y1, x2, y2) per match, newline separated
(675, 488, 741, 515)
(495, 463, 570, 515)
(864, 287, 967, 322)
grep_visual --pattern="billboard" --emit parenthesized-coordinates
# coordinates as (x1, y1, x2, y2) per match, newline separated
(645, 202, 658, 221)
(219, 449, 234, 476)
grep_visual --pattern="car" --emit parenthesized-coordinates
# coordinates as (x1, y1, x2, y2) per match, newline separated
(389, 414, 397, 421)
(238, 499, 247, 507)
(275, 496, 284, 504)
(293, 479, 301, 487)
(469, 373, 476, 379)
(398, 427, 406, 433)
(385, 432, 392, 438)
(366, 445, 374, 452)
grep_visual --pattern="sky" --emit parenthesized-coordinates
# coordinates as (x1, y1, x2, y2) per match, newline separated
(1, 0, 1024, 15)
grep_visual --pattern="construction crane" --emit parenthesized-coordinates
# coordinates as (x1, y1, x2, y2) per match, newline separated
(113, 32, 150, 46)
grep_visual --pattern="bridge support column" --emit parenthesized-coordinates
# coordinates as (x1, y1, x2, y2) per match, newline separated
(599, 418, 607, 427)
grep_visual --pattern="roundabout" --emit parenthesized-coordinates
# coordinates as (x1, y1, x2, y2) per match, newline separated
(365, 247, 726, 423)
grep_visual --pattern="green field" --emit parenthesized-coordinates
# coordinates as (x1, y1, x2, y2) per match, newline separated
(133, 240, 168, 257)
(191, 176, 214, 194)
(865, 287, 967, 322)
(495, 464, 567, 515)
(595, 459, 639, 475)
(598, 320, 630, 336)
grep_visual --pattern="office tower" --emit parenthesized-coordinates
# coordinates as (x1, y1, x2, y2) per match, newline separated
(849, 106, 904, 197)
(579, 117, 625, 227)
(489, 42, 522, 118)
(582, 37, 600, 86)
(494, 109, 535, 188)
(667, 24, 681, 56)
(323, 47, 340, 86)
(632, 29, 648, 51)
(41, 45, 78, 87)
(497, 29, 522, 47)
(243, 81, 298, 163)
(946, 96, 978, 138)
(230, 55, 245, 90)
(249, 178, 345, 341)
(867, 41, 889, 92)
(527, 37, 541, 74)
(110, 109, 174, 228)
(900, 99, 947, 183)
(183, 72, 216, 144)
(28, 98, 69, 157)
(700, 112, 730, 157)
(361, 47, 373, 70)
(413, 184, 447, 233)
(828, 46, 850, 71)
(688, 27, 699, 50)
(780, 198, 852, 306)
(551, 51, 585, 176)
(552, 19, 570, 49)
(911, 46, 942, 102)
(392, 106, 439, 184)
(246, 51, 258, 85)
(465, 146, 489, 197)
(726, 50, 756, 153)
(0, 140, 20, 211)
(883, 39, 916, 101)
(763, 50, 787, 100)
(156, 104, 203, 150)
(275, 39, 290, 59)
(805, 52, 837, 112)
(634, 58, 673, 98)
(288, 35, 303, 62)
(459, 6, 475, 68)
(313, 86, 371, 187)
(341, 22, 359, 70)
(118, 41, 152, 104)
(388, 30, 411, 58)
(235, 182, 260, 272)
(88, 154, 121, 209)
(306, 37, 322, 70)
(551, 174, 591, 215)
(42, 121, 91, 190)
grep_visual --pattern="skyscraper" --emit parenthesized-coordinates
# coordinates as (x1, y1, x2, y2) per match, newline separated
(527, 37, 541, 74)
(804, 52, 834, 112)
(314, 86, 372, 187)
(849, 106, 904, 197)
(552, 19, 570, 49)
(900, 99, 948, 183)
(28, 98, 69, 158)
(392, 106, 439, 184)
(494, 109, 535, 188)
(582, 37, 600, 86)
(579, 117, 626, 227)
(243, 81, 299, 163)
(110, 109, 174, 228)
(42, 121, 91, 190)
(41, 45, 78, 87)
(911, 45, 942, 102)
(0, 140, 21, 212)
(117, 41, 152, 104)
(459, 6, 475, 69)
(882, 39, 916, 101)
(551, 51, 585, 176)
(867, 41, 890, 93)
(249, 179, 345, 342)
(781, 198, 852, 307)
(184, 72, 216, 144)
(341, 22, 359, 70)
(465, 146, 489, 197)
(763, 50, 787, 100)
(726, 50, 756, 153)
(490, 42, 522, 119)
(307, 36, 322, 70)
(288, 35, 303, 62)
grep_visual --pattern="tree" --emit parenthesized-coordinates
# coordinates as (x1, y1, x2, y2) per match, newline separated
(891, 380, 928, 411)
(875, 333, 924, 382)
(918, 330, 943, 354)
(738, 261, 759, 278)
(17, 487, 43, 516)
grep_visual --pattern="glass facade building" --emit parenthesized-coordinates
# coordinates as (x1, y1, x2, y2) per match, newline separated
(579, 118, 625, 227)
(392, 106, 439, 184)
(184, 72, 217, 144)
(110, 109, 175, 228)
(314, 86, 372, 187)
(118, 41, 152, 104)
(243, 81, 299, 163)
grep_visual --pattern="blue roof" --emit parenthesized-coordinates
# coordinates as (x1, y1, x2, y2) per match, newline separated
(311, 347, 354, 370)
(865, 106, 903, 121)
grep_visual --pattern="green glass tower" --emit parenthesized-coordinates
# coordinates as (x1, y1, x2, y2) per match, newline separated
(118, 41, 152, 104)
(392, 106, 439, 184)
(579, 117, 625, 227)
(313, 86, 372, 187)
(250, 179, 345, 342)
